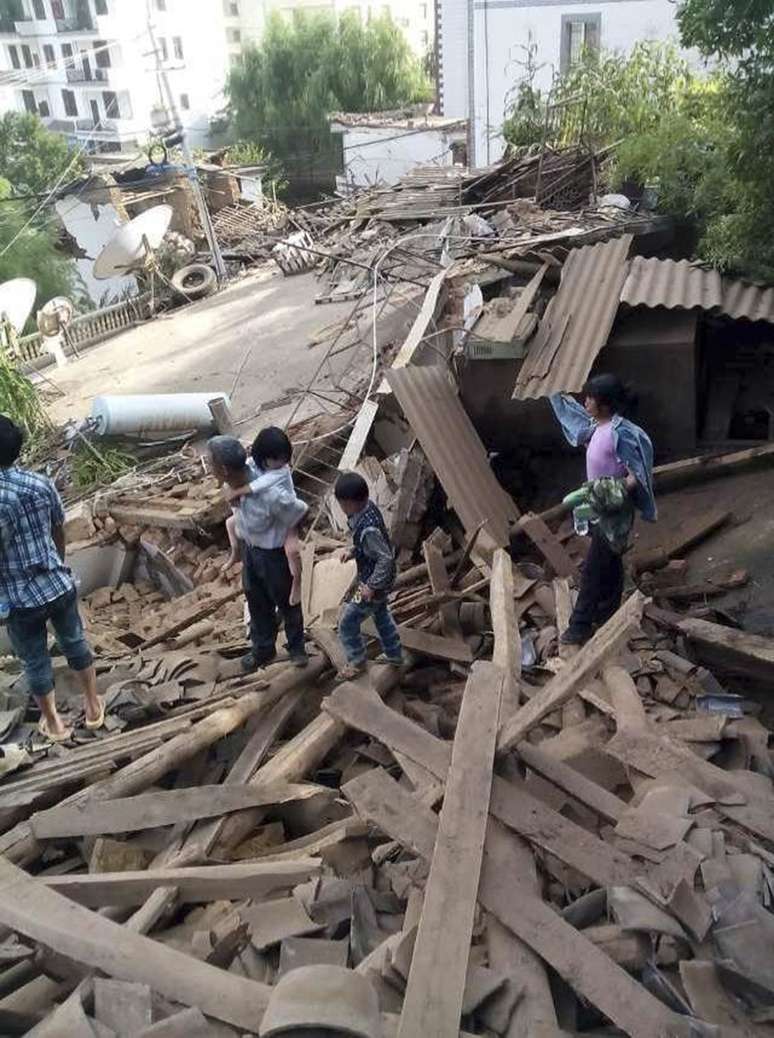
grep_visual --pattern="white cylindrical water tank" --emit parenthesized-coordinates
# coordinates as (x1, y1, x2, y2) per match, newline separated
(91, 393, 231, 436)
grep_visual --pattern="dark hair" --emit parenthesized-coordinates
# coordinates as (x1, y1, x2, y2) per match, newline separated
(0, 416, 24, 467)
(335, 471, 369, 504)
(583, 374, 638, 417)
(208, 435, 247, 472)
(252, 427, 292, 470)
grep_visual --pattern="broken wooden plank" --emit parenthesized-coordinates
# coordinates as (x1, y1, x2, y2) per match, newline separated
(490, 548, 521, 716)
(140, 588, 243, 649)
(517, 512, 579, 580)
(654, 441, 774, 491)
(349, 757, 690, 1038)
(515, 740, 626, 824)
(423, 540, 463, 639)
(42, 860, 320, 909)
(498, 592, 645, 752)
(630, 508, 731, 574)
(0, 856, 271, 1031)
(396, 626, 473, 663)
(31, 783, 327, 839)
(343, 769, 435, 860)
(338, 398, 380, 471)
(679, 616, 774, 682)
(240, 896, 321, 950)
(398, 662, 503, 1038)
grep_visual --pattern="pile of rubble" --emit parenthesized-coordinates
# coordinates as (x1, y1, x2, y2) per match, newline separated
(0, 387, 773, 1036)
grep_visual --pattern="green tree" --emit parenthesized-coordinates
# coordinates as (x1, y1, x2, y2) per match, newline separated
(0, 112, 84, 196)
(227, 10, 432, 191)
(0, 179, 81, 325)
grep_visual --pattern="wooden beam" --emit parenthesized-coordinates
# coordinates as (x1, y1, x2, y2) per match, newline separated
(517, 512, 579, 580)
(42, 861, 320, 909)
(0, 857, 271, 1032)
(347, 765, 691, 1038)
(396, 626, 473, 663)
(330, 683, 638, 887)
(515, 741, 626, 825)
(398, 663, 502, 1038)
(31, 783, 327, 839)
(630, 508, 731, 575)
(490, 549, 521, 716)
(422, 540, 463, 639)
(498, 592, 645, 753)
(679, 617, 774, 683)
(654, 441, 774, 491)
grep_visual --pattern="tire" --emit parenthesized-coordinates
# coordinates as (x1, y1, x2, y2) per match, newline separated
(172, 263, 217, 300)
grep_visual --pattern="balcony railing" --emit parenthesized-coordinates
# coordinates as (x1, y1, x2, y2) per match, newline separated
(56, 16, 95, 32)
(66, 67, 109, 83)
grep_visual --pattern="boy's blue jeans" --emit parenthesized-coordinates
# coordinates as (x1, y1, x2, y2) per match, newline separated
(339, 597, 402, 666)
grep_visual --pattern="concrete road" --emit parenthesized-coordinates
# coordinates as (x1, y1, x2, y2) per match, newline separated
(44, 266, 364, 435)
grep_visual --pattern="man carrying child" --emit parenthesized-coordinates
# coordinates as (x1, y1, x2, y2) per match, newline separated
(209, 428, 308, 672)
(335, 472, 403, 680)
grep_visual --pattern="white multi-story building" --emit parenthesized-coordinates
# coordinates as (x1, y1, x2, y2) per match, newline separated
(438, 0, 695, 168)
(272, 0, 434, 57)
(0, 0, 264, 153)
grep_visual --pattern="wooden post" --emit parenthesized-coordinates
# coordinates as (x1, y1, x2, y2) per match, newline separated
(208, 397, 236, 436)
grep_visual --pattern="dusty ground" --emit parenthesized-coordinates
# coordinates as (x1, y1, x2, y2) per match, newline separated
(41, 266, 372, 439)
(632, 463, 774, 635)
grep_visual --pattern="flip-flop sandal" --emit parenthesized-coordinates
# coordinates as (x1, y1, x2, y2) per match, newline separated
(337, 663, 367, 681)
(38, 719, 73, 744)
(85, 697, 106, 731)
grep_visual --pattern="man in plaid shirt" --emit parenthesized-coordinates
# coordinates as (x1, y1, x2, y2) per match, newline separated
(0, 416, 103, 741)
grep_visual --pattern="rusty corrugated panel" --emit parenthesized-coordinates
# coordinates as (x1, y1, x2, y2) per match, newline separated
(386, 366, 520, 547)
(621, 257, 723, 311)
(621, 257, 774, 324)
(512, 235, 633, 401)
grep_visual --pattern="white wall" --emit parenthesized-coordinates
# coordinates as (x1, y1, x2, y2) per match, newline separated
(441, 0, 695, 167)
(273, 0, 434, 55)
(334, 123, 465, 187)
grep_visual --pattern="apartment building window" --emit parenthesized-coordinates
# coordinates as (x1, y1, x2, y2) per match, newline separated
(61, 88, 78, 116)
(94, 38, 110, 67)
(180, 92, 189, 109)
(90, 98, 99, 123)
(102, 89, 119, 117)
(156, 0, 167, 9)
(226, 27, 241, 43)
(43, 43, 55, 65)
(158, 37, 168, 61)
(228, 1, 240, 14)
(32, 0, 46, 19)
(61, 42, 74, 68)
(172, 35, 183, 60)
(420, 3, 427, 18)
(21, 45, 33, 68)
(560, 13, 600, 73)
(22, 90, 36, 113)
(8, 46, 20, 70)
(38, 99, 50, 116)
(95, 0, 108, 13)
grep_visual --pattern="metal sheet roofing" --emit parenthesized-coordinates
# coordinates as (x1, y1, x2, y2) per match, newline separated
(386, 365, 520, 547)
(621, 257, 774, 324)
(513, 234, 633, 401)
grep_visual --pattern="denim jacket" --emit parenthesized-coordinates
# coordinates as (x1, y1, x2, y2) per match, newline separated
(550, 393, 657, 522)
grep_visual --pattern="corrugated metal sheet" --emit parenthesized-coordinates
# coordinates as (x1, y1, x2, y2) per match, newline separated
(513, 235, 633, 401)
(621, 257, 774, 324)
(386, 365, 520, 547)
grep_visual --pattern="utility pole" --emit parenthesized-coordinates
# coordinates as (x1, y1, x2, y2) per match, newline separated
(145, 1, 227, 281)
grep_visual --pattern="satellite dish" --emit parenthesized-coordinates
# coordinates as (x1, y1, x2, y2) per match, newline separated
(93, 204, 173, 280)
(0, 278, 37, 332)
(37, 296, 75, 338)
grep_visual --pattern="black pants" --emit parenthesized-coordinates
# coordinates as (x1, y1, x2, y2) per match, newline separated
(242, 545, 305, 659)
(569, 527, 624, 636)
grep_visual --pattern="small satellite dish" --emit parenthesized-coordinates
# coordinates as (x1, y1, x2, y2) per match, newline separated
(37, 296, 75, 338)
(93, 204, 173, 280)
(0, 278, 37, 332)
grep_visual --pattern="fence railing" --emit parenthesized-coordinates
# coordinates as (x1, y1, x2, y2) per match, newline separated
(16, 294, 152, 367)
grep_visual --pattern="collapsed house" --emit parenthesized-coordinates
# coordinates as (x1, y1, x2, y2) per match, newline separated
(0, 145, 774, 1036)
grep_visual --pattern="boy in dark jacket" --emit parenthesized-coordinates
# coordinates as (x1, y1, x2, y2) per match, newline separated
(335, 472, 402, 679)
